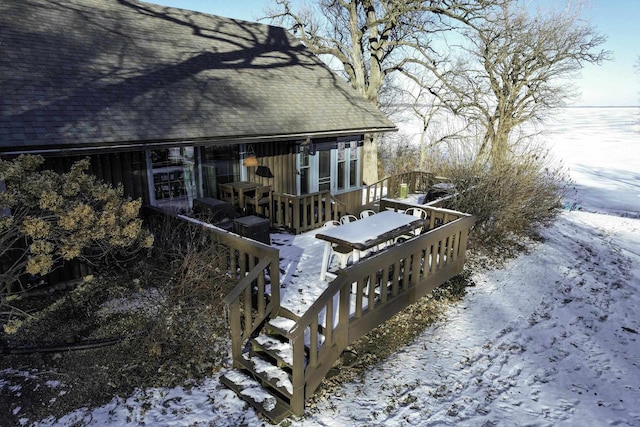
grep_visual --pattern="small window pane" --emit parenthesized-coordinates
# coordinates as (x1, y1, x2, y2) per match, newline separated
(300, 167, 310, 194)
(338, 161, 346, 190)
(337, 142, 346, 161)
(350, 158, 357, 187)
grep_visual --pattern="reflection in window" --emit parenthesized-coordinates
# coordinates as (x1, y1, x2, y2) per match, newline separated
(337, 140, 359, 191)
(299, 150, 310, 194)
(201, 145, 241, 198)
(149, 147, 197, 212)
(349, 142, 358, 187)
(318, 150, 331, 192)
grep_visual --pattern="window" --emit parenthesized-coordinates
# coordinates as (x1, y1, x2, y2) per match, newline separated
(299, 149, 311, 194)
(147, 145, 243, 212)
(336, 138, 360, 192)
(318, 150, 332, 191)
(148, 147, 198, 212)
(297, 137, 361, 195)
(201, 145, 241, 196)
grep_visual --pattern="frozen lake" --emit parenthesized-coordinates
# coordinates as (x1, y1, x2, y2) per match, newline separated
(544, 107, 640, 216)
(398, 106, 640, 215)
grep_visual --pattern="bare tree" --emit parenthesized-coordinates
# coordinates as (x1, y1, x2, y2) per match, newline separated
(266, 0, 504, 183)
(429, 2, 610, 164)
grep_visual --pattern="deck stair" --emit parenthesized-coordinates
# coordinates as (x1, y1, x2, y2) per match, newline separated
(221, 315, 322, 424)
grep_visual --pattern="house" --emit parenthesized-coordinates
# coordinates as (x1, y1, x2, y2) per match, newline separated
(0, 0, 396, 221)
(1, 1, 476, 422)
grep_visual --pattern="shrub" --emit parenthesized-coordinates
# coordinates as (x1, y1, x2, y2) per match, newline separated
(0, 155, 153, 296)
(436, 152, 568, 257)
(142, 215, 235, 380)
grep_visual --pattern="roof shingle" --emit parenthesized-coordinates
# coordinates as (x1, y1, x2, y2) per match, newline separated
(0, 0, 395, 153)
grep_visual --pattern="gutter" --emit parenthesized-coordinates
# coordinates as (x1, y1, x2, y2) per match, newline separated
(0, 127, 397, 157)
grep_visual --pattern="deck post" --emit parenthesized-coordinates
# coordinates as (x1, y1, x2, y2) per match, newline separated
(290, 337, 306, 416)
(228, 301, 242, 367)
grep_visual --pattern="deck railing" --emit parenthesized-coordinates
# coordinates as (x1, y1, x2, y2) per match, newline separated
(148, 211, 281, 367)
(271, 191, 344, 234)
(363, 171, 442, 206)
(283, 207, 474, 415)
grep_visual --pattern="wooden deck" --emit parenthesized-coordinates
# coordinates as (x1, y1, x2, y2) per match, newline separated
(188, 196, 472, 423)
(156, 172, 473, 423)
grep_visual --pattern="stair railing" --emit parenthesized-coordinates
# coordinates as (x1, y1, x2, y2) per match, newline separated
(169, 214, 281, 368)
(284, 211, 475, 416)
(224, 252, 280, 366)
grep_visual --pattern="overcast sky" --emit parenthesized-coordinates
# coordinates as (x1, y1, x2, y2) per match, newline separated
(146, 0, 639, 107)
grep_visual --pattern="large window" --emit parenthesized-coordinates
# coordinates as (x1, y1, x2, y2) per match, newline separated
(201, 145, 241, 196)
(336, 139, 359, 192)
(299, 149, 311, 194)
(148, 147, 198, 212)
(297, 137, 361, 195)
(147, 145, 241, 212)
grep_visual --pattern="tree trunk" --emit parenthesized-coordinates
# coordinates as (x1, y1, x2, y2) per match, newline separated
(362, 134, 379, 185)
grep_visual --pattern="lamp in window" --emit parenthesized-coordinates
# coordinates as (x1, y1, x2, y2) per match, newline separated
(243, 145, 258, 167)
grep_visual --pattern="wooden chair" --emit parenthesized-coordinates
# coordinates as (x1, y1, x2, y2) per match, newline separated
(218, 184, 236, 207)
(244, 185, 272, 216)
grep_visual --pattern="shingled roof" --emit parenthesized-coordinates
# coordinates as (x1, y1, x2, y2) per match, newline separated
(0, 0, 396, 155)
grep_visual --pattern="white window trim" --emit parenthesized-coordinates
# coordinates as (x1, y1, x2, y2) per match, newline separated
(333, 138, 360, 195)
(296, 138, 361, 195)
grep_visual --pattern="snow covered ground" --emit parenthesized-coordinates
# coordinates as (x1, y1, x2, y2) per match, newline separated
(7, 107, 640, 426)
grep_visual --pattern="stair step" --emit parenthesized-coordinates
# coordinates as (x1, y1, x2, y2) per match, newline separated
(252, 335, 294, 369)
(266, 316, 296, 336)
(220, 370, 292, 424)
(241, 353, 294, 399)
(266, 316, 326, 349)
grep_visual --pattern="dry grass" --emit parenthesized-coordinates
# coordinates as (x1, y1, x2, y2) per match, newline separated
(0, 215, 235, 425)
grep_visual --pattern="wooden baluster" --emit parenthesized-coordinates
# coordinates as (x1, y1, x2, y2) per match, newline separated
(391, 260, 400, 296)
(367, 275, 376, 309)
(309, 320, 318, 367)
(325, 299, 334, 344)
(380, 265, 390, 303)
(243, 285, 252, 338)
(229, 300, 242, 367)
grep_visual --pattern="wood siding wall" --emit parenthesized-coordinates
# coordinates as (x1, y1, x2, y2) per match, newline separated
(43, 151, 149, 203)
(245, 142, 298, 195)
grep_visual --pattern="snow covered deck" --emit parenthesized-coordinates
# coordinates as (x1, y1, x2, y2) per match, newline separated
(271, 228, 337, 317)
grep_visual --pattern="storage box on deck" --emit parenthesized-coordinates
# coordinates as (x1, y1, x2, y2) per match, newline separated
(233, 215, 270, 245)
(398, 183, 409, 199)
(193, 197, 235, 231)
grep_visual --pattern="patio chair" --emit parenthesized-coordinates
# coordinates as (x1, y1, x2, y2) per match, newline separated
(323, 220, 340, 228)
(340, 214, 358, 224)
(244, 185, 272, 216)
(394, 207, 428, 243)
(322, 221, 352, 270)
(359, 209, 376, 219)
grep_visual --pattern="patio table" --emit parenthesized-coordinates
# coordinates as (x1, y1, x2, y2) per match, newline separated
(218, 181, 261, 210)
(315, 210, 426, 281)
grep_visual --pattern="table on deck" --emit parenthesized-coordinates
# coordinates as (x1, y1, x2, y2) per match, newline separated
(218, 181, 261, 210)
(315, 210, 426, 281)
